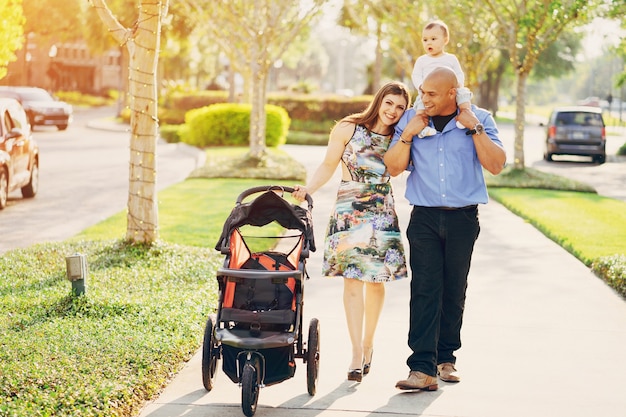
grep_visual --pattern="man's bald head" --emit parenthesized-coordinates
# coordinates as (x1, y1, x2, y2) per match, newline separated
(420, 66, 459, 116)
(424, 66, 458, 89)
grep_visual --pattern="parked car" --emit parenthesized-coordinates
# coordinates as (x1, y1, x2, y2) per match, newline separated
(0, 98, 39, 209)
(544, 106, 606, 164)
(576, 96, 609, 109)
(0, 86, 72, 131)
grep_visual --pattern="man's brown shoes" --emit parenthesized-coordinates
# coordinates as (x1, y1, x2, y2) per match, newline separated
(437, 362, 460, 383)
(395, 371, 438, 391)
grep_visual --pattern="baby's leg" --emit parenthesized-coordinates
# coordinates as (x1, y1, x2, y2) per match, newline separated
(414, 93, 436, 137)
(456, 87, 473, 128)
(413, 94, 425, 111)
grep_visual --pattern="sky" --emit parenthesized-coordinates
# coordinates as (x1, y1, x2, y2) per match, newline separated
(581, 18, 624, 58)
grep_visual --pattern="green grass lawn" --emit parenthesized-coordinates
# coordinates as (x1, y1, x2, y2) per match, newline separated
(2, 147, 625, 416)
(488, 188, 626, 264)
(73, 178, 296, 247)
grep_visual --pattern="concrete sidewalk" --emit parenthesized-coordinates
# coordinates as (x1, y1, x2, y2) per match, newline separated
(136, 144, 626, 417)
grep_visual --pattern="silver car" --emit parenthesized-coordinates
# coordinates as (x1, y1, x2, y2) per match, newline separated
(0, 86, 73, 131)
(544, 106, 606, 164)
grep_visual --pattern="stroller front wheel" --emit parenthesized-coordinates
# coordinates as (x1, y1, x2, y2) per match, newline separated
(201, 315, 219, 391)
(241, 363, 260, 417)
(306, 317, 320, 396)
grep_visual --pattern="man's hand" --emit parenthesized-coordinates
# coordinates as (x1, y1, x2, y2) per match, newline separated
(455, 108, 478, 129)
(403, 112, 430, 138)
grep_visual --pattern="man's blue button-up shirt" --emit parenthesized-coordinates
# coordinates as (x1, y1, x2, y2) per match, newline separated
(391, 106, 503, 207)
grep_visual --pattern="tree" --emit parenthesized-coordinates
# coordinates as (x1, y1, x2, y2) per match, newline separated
(608, 1, 626, 93)
(18, 0, 84, 85)
(22, 0, 83, 40)
(481, 0, 600, 169)
(186, 0, 324, 162)
(0, 0, 24, 80)
(338, 0, 426, 93)
(90, 0, 169, 244)
(339, 0, 397, 93)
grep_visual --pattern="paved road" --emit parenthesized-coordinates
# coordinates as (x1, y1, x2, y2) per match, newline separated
(0, 107, 205, 254)
(498, 119, 626, 202)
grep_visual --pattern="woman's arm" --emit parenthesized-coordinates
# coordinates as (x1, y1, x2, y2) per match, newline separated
(292, 121, 354, 201)
(384, 110, 427, 176)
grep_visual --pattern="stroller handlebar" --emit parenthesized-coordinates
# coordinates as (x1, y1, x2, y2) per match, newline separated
(217, 267, 303, 281)
(235, 185, 313, 211)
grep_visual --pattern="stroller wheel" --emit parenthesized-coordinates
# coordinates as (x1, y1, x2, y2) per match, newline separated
(306, 317, 320, 396)
(241, 363, 260, 417)
(201, 315, 219, 391)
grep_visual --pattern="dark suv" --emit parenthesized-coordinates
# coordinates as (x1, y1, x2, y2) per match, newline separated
(544, 106, 606, 164)
(0, 86, 72, 131)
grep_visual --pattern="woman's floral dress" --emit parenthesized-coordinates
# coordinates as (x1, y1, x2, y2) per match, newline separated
(323, 124, 407, 282)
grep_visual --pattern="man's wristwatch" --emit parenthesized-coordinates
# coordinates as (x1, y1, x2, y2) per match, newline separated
(466, 123, 484, 136)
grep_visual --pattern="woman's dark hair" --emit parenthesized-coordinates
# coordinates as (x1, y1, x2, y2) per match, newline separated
(343, 81, 410, 129)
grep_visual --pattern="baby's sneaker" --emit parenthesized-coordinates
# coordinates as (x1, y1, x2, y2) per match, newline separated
(418, 126, 437, 138)
(456, 120, 465, 129)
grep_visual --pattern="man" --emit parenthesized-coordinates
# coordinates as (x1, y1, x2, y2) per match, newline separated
(384, 67, 506, 391)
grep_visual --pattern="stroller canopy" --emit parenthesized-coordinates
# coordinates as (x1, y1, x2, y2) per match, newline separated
(216, 189, 316, 253)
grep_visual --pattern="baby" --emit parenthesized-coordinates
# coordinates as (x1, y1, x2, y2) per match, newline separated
(412, 20, 472, 137)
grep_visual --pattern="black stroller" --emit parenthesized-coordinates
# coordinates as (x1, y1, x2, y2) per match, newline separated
(201, 185, 320, 417)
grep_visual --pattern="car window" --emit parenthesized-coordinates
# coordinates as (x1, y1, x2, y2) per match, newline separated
(555, 112, 603, 127)
(6, 104, 26, 131)
(555, 113, 573, 125)
(582, 113, 603, 127)
(4, 110, 14, 131)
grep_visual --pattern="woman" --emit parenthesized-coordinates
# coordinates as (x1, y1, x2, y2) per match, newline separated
(292, 81, 410, 382)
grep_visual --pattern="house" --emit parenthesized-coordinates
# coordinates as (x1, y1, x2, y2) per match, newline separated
(3, 33, 125, 95)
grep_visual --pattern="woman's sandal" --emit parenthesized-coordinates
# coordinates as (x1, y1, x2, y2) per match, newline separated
(363, 349, 373, 376)
(347, 368, 363, 382)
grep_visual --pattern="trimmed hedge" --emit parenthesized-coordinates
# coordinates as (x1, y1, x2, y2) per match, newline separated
(159, 91, 371, 131)
(160, 91, 229, 124)
(268, 94, 371, 130)
(181, 103, 290, 147)
(158, 124, 181, 143)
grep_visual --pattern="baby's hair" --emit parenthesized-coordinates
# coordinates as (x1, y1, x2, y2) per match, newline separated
(424, 20, 449, 39)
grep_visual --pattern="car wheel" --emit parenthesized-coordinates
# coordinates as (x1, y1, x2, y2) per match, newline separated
(543, 152, 553, 162)
(21, 160, 39, 198)
(0, 169, 8, 209)
(594, 154, 606, 164)
(57, 124, 68, 131)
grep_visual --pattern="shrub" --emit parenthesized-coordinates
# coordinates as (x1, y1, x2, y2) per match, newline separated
(183, 104, 290, 148)
(159, 124, 181, 143)
(55, 91, 113, 107)
(165, 90, 229, 111)
(592, 254, 626, 297)
(268, 93, 371, 127)
(153, 91, 372, 130)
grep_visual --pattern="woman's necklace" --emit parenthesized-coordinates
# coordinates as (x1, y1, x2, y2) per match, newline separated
(369, 123, 392, 136)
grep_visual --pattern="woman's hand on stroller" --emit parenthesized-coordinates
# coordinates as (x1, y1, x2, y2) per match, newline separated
(292, 185, 308, 203)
